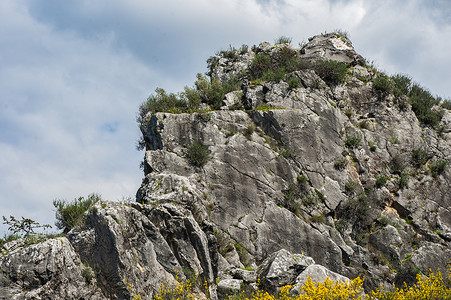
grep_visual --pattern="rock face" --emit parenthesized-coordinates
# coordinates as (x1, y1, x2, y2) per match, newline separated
(0, 238, 104, 299)
(1, 32, 450, 299)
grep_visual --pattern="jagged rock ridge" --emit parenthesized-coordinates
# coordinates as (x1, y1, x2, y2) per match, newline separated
(1, 32, 450, 299)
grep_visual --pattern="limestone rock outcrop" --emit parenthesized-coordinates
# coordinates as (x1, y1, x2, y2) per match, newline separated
(1, 32, 450, 299)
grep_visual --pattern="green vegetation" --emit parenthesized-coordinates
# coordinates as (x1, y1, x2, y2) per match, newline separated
(137, 72, 241, 119)
(195, 73, 241, 109)
(137, 38, 447, 152)
(334, 29, 350, 40)
(398, 172, 410, 189)
(337, 193, 371, 232)
(216, 45, 240, 60)
(2, 215, 51, 238)
(248, 46, 348, 86)
(375, 174, 388, 188)
(243, 123, 256, 140)
(0, 233, 21, 250)
(275, 36, 292, 45)
(1, 216, 55, 249)
(311, 60, 349, 86)
(249, 47, 302, 82)
(334, 157, 348, 170)
(358, 120, 369, 129)
(368, 140, 377, 152)
(310, 213, 326, 224)
(282, 174, 310, 214)
(344, 135, 361, 149)
(390, 134, 400, 144)
(131, 266, 451, 300)
(53, 193, 101, 233)
(391, 73, 412, 98)
(441, 98, 451, 110)
(409, 83, 443, 128)
(81, 264, 94, 283)
(373, 74, 393, 94)
(411, 148, 429, 168)
(390, 154, 406, 175)
(381, 73, 445, 128)
(345, 180, 357, 195)
(255, 103, 284, 111)
(234, 242, 251, 268)
(288, 76, 302, 90)
(185, 141, 211, 167)
(279, 147, 296, 159)
(138, 87, 201, 117)
(429, 159, 448, 178)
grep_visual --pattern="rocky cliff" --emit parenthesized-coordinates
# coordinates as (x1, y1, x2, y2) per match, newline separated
(1, 33, 450, 299)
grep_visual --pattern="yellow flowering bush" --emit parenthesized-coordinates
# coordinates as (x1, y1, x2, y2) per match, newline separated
(369, 268, 451, 300)
(125, 267, 451, 299)
(153, 279, 196, 300)
(242, 277, 364, 300)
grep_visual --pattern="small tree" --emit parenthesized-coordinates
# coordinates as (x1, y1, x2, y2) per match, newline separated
(2, 216, 51, 238)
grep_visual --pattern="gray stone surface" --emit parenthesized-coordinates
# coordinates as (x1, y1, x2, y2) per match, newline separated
(217, 278, 243, 299)
(0, 238, 103, 300)
(1, 32, 450, 299)
(258, 249, 315, 293)
(291, 264, 351, 294)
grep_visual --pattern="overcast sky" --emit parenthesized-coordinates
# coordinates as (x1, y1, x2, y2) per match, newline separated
(1, 0, 450, 235)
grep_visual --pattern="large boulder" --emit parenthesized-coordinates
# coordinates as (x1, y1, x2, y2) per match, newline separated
(0, 238, 103, 299)
(291, 264, 351, 295)
(258, 249, 315, 293)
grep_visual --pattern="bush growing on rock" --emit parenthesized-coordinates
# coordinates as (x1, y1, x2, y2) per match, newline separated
(0, 232, 21, 249)
(334, 157, 348, 170)
(373, 74, 393, 95)
(375, 174, 388, 188)
(274, 36, 292, 45)
(390, 154, 406, 175)
(408, 83, 442, 127)
(139, 87, 189, 115)
(344, 135, 361, 149)
(429, 159, 449, 178)
(185, 141, 211, 167)
(248, 47, 301, 83)
(398, 172, 410, 190)
(53, 193, 101, 233)
(312, 60, 349, 86)
(441, 98, 451, 110)
(391, 73, 412, 97)
(411, 148, 429, 168)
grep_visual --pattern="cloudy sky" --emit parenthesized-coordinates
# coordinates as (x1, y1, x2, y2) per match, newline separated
(1, 0, 450, 235)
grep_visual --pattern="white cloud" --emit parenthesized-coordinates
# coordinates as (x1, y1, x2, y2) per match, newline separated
(0, 1, 160, 234)
(350, 0, 451, 97)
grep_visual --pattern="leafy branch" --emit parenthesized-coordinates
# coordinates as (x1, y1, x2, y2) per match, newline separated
(2, 216, 51, 238)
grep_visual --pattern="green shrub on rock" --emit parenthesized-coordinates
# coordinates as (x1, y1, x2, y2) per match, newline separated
(373, 74, 393, 94)
(429, 159, 448, 178)
(411, 148, 429, 168)
(409, 83, 442, 127)
(375, 174, 388, 188)
(185, 141, 211, 167)
(312, 60, 349, 86)
(274, 36, 292, 45)
(344, 135, 361, 149)
(53, 194, 101, 233)
(391, 73, 412, 97)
